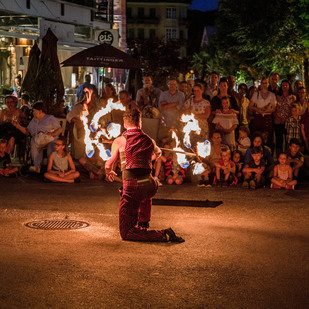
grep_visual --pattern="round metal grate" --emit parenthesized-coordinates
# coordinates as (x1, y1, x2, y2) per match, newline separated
(25, 220, 90, 230)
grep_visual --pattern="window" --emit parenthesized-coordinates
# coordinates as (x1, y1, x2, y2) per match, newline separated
(166, 7, 176, 19)
(138, 28, 145, 39)
(127, 7, 132, 18)
(138, 7, 144, 18)
(166, 28, 177, 39)
(149, 8, 156, 18)
(180, 30, 184, 40)
(127, 29, 135, 39)
(149, 29, 156, 38)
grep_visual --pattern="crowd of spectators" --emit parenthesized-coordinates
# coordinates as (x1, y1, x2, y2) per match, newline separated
(0, 71, 308, 190)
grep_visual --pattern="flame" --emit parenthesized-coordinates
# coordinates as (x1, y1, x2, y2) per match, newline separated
(81, 99, 126, 160)
(106, 123, 122, 139)
(171, 131, 190, 169)
(90, 99, 126, 132)
(181, 113, 201, 149)
(197, 140, 211, 158)
(80, 107, 95, 158)
(192, 163, 205, 175)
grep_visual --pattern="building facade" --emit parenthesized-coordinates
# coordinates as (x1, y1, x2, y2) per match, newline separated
(126, 0, 191, 58)
(0, 0, 115, 93)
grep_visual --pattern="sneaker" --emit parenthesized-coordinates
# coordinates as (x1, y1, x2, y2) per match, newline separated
(242, 181, 249, 188)
(164, 228, 185, 243)
(197, 180, 206, 187)
(29, 166, 40, 173)
(249, 180, 256, 189)
(154, 177, 163, 187)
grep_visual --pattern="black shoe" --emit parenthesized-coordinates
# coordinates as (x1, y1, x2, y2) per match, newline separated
(164, 228, 185, 243)
(138, 221, 149, 229)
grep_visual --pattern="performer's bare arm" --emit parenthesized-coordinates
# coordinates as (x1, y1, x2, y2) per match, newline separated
(105, 136, 125, 182)
(151, 139, 162, 161)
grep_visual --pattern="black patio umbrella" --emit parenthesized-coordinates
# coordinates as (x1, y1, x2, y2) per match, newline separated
(22, 42, 41, 96)
(35, 28, 64, 114)
(61, 43, 142, 69)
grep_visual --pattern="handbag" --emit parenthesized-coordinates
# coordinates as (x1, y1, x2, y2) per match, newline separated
(34, 132, 54, 148)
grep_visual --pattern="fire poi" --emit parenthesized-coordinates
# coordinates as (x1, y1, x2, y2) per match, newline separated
(81, 102, 211, 175)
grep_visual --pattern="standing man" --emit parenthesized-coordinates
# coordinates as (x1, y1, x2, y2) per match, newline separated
(76, 74, 98, 101)
(158, 78, 185, 140)
(204, 72, 219, 101)
(136, 75, 162, 110)
(227, 75, 240, 108)
(268, 72, 280, 95)
(105, 109, 184, 243)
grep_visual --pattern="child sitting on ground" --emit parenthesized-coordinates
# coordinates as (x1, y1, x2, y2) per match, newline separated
(154, 143, 186, 185)
(242, 146, 265, 189)
(214, 147, 236, 186)
(236, 126, 251, 156)
(271, 152, 297, 189)
(232, 149, 243, 183)
(44, 136, 80, 183)
(0, 138, 18, 177)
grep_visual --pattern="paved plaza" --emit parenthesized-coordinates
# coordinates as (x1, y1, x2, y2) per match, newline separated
(0, 175, 308, 309)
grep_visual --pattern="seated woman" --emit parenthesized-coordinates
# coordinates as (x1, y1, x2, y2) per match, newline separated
(0, 95, 26, 154)
(44, 136, 80, 183)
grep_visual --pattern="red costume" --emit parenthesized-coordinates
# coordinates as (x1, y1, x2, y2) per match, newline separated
(119, 129, 166, 241)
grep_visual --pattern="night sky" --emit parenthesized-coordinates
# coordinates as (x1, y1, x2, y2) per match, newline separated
(189, 0, 218, 11)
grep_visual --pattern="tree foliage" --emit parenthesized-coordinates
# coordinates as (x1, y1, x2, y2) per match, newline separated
(192, 0, 309, 83)
(130, 38, 190, 89)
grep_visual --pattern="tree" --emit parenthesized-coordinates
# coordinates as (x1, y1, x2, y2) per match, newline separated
(192, 0, 309, 86)
(129, 38, 190, 89)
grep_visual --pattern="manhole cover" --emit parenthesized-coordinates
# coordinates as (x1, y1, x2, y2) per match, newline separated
(25, 220, 90, 230)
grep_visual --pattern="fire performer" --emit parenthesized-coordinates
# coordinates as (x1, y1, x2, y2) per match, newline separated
(105, 109, 185, 243)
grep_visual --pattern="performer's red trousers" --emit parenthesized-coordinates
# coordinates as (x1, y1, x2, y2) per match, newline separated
(119, 176, 166, 241)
